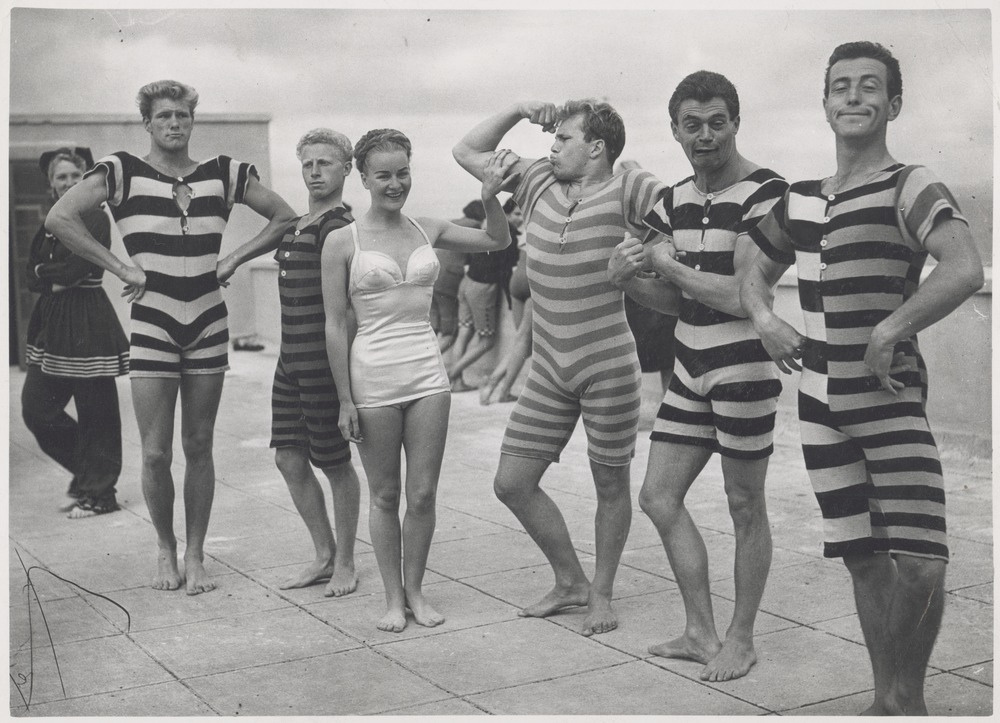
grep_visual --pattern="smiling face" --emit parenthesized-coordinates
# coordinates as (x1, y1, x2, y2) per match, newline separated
(49, 159, 84, 199)
(360, 147, 411, 211)
(823, 57, 901, 141)
(144, 98, 194, 153)
(671, 97, 740, 177)
(299, 143, 351, 203)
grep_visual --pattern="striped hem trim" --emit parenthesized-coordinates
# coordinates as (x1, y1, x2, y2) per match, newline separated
(27, 348, 129, 377)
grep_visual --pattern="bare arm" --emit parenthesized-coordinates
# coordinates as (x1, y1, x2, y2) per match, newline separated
(217, 176, 298, 285)
(45, 172, 147, 301)
(740, 248, 803, 375)
(647, 233, 760, 318)
(864, 217, 984, 393)
(429, 149, 516, 252)
(452, 101, 558, 182)
(320, 227, 361, 443)
(608, 234, 680, 315)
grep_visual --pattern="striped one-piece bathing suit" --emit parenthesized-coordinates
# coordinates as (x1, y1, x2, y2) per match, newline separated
(270, 207, 353, 468)
(502, 159, 664, 466)
(87, 152, 257, 378)
(642, 169, 787, 459)
(750, 164, 966, 560)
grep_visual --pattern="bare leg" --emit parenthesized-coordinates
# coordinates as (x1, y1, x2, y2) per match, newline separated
(178, 373, 225, 595)
(274, 446, 336, 589)
(401, 392, 450, 627)
(638, 442, 721, 661)
(355, 406, 407, 632)
(131, 377, 183, 591)
(448, 333, 497, 391)
(488, 300, 533, 405)
(321, 461, 361, 597)
(845, 552, 947, 715)
(700, 455, 771, 682)
(887, 555, 946, 715)
(844, 553, 898, 713)
(582, 459, 633, 636)
(494, 453, 591, 618)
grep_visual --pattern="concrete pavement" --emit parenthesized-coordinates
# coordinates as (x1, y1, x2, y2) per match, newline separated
(8, 350, 993, 716)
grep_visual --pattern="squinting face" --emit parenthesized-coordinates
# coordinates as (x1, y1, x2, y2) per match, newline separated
(49, 159, 84, 199)
(671, 98, 740, 176)
(549, 114, 595, 181)
(145, 98, 194, 153)
(823, 57, 900, 140)
(360, 148, 411, 210)
(299, 144, 350, 202)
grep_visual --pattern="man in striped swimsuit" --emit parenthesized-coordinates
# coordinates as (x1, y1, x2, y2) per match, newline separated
(47, 80, 296, 595)
(609, 71, 787, 682)
(271, 129, 362, 597)
(741, 42, 984, 714)
(454, 100, 665, 636)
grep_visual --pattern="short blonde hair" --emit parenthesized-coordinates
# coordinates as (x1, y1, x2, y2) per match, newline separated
(296, 128, 353, 163)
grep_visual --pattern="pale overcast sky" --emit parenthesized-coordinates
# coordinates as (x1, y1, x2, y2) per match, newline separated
(6, 3, 994, 226)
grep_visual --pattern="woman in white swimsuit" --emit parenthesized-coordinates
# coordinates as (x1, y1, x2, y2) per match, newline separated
(321, 129, 514, 632)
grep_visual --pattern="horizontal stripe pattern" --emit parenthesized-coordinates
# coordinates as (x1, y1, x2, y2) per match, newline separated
(753, 164, 966, 415)
(799, 389, 947, 560)
(503, 160, 661, 464)
(86, 152, 256, 377)
(25, 346, 129, 377)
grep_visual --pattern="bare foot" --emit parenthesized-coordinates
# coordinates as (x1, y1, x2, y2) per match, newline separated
(184, 556, 217, 596)
(67, 505, 97, 519)
(279, 559, 334, 590)
(57, 496, 78, 513)
(152, 549, 184, 591)
(406, 591, 445, 627)
(701, 637, 757, 682)
(519, 582, 590, 618)
(496, 393, 517, 403)
(581, 595, 618, 636)
(480, 377, 501, 405)
(376, 607, 408, 633)
(324, 564, 359, 597)
(648, 632, 722, 664)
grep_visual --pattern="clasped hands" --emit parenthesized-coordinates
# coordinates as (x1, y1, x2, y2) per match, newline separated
(607, 233, 681, 287)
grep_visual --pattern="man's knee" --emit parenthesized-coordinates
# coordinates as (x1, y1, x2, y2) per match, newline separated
(895, 555, 947, 594)
(592, 464, 631, 502)
(181, 428, 214, 463)
(406, 486, 437, 514)
(275, 446, 310, 481)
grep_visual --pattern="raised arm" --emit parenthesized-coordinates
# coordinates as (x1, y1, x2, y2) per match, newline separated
(864, 217, 984, 393)
(452, 101, 558, 182)
(216, 177, 298, 285)
(45, 172, 147, 302)
(320, 227, 361, 443)
(424, 149, 517, 253)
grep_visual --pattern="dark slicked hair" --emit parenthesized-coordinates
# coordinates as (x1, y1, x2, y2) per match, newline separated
(353, 128, 412, 174)
(668, 71, 740, 125)
(462, 199, 486, 222)
(559, 99, 626, 165)
(824, 41, 902, 100)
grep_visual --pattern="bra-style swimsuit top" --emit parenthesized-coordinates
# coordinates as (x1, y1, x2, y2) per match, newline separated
(348, 217, 440, 333)
(347, 217, 449, 408)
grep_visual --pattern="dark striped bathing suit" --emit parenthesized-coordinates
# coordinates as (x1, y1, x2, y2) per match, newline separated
(503, 159, 664, 466)
(270, 208, 353, 467)
(642, 169, 787, 459)
(87, 152, 258, 377)
(751, 164, 966, 561)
